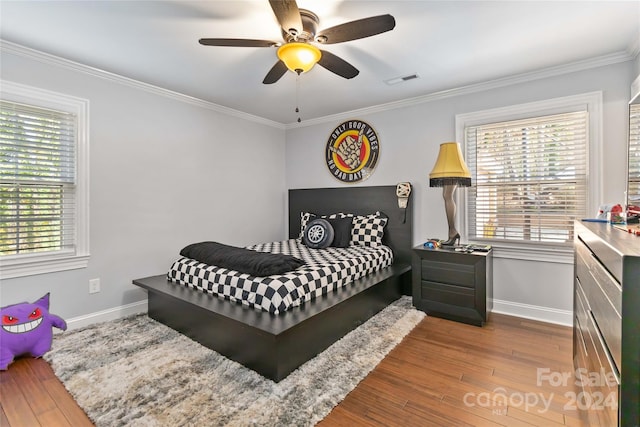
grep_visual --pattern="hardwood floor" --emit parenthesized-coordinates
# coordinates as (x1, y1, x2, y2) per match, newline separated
(0, 313, 585, 427)
(0, 357, 92, 427)
(320, 313, 586, 427)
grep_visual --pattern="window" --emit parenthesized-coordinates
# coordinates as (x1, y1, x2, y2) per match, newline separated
(629, 103, 640, 209)
(466, 111, 588, 244)
(0, 81, 89, 279)
(456, 92, 602, 262)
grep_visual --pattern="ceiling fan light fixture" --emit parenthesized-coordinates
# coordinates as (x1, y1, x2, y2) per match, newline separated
(277, 42, 322, 74)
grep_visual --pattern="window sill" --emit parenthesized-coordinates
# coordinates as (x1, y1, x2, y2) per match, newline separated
(0, 252, 90, 279)
(468, 241, 574, 264)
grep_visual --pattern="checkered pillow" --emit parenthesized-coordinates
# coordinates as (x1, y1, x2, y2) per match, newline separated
(351, 213, 388, 247)
(324, 212, 353, 219)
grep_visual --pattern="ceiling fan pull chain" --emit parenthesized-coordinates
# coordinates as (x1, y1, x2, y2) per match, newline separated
(296, 74, 301, 123)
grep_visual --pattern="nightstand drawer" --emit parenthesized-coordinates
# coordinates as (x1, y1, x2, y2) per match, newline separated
(420, 260, 475, 288)
(421, 280, 475, 308)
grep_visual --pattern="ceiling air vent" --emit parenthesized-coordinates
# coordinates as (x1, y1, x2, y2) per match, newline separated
(384, 73, 420, 85)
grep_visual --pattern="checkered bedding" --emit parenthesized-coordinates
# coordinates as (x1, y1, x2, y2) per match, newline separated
(167, 239, 393, 314)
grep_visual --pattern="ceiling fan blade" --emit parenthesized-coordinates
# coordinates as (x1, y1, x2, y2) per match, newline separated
(316, 14, 396, 44)
(199, 38, 277, 47)
(263, 60, 289, 84)
(317, 50, 359, 79)
(269, 0, 303, 36)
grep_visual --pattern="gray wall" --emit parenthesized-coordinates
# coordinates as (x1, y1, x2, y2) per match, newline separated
(0, 48, 286, 321)
(285, 61, 634, 324)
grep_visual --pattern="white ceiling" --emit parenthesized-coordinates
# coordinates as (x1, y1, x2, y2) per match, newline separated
(1, 1, 639, 125)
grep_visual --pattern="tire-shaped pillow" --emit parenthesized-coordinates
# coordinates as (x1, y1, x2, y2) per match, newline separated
(302, 218, 335, 249)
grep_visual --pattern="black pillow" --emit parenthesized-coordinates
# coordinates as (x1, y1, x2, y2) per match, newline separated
(302, 218, 335, 249)
(327, 217, 353, 248)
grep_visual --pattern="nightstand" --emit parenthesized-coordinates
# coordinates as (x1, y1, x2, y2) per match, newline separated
(412, 245, 493, 326)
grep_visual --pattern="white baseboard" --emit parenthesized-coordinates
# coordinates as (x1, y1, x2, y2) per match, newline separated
(491, 299, 572, 326)
(64, 300, 148, 331)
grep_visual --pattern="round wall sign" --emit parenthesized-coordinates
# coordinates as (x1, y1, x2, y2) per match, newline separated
(325, 120, 379, 183)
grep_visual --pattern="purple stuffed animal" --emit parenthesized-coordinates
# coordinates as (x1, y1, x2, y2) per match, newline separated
(0, 293, 67, 370)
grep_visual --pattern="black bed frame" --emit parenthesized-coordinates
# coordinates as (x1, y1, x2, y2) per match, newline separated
(133, 185, 413, 382)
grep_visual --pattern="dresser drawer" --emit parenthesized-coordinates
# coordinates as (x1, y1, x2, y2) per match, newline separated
(575, 241, 621, 314)
(575, 279, 590, 340)
(582, 310, 620, 427)
(575, 279, 619, 426)
(575, 243, 622, 370)
(577, 232, 623, 283)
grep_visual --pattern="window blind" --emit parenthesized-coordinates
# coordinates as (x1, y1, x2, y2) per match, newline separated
(0, 100, 77, 255)
(465, 111, 588, 245)
(629, 103, 640, 209)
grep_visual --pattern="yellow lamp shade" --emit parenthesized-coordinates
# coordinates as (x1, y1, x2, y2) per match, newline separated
(429, 142, 471, 187)
(277, 42, 322, 74)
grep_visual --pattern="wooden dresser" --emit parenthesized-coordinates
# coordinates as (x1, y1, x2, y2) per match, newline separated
(573, 221, 640, 426)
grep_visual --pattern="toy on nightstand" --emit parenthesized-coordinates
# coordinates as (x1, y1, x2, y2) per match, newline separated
(423, 239, 442, 249)
(0, 293, 67, 370)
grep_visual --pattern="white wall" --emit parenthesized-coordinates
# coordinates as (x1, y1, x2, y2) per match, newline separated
(285, 60, 634, 325)
(0, 47, 286, 324)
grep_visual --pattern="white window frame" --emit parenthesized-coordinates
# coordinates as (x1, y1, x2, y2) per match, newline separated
(628, 101, 640, 210)
(455, 92, 602, 263)
(0, 81, 90, 279)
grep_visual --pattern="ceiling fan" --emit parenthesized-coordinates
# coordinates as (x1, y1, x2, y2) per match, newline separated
(199, 0, 396, 84)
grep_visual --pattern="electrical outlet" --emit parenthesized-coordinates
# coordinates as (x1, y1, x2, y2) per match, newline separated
(89, 278, 101, 294)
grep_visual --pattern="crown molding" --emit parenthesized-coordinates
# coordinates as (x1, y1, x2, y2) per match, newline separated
(287, 50, 634, 129)
(0, 40, 285, 130)
(1, 39, 631, 131)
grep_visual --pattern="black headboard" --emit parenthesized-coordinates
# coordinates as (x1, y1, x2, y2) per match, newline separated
(288, 185, 414, 266)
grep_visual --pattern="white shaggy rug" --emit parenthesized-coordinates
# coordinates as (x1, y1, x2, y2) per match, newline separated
(45, 296, 424, 426)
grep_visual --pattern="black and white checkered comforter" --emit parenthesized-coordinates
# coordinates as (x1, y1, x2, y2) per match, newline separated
(167, 239, 393, 314)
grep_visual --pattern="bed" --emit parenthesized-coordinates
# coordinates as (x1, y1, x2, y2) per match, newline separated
(132, 185, 413, 382)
